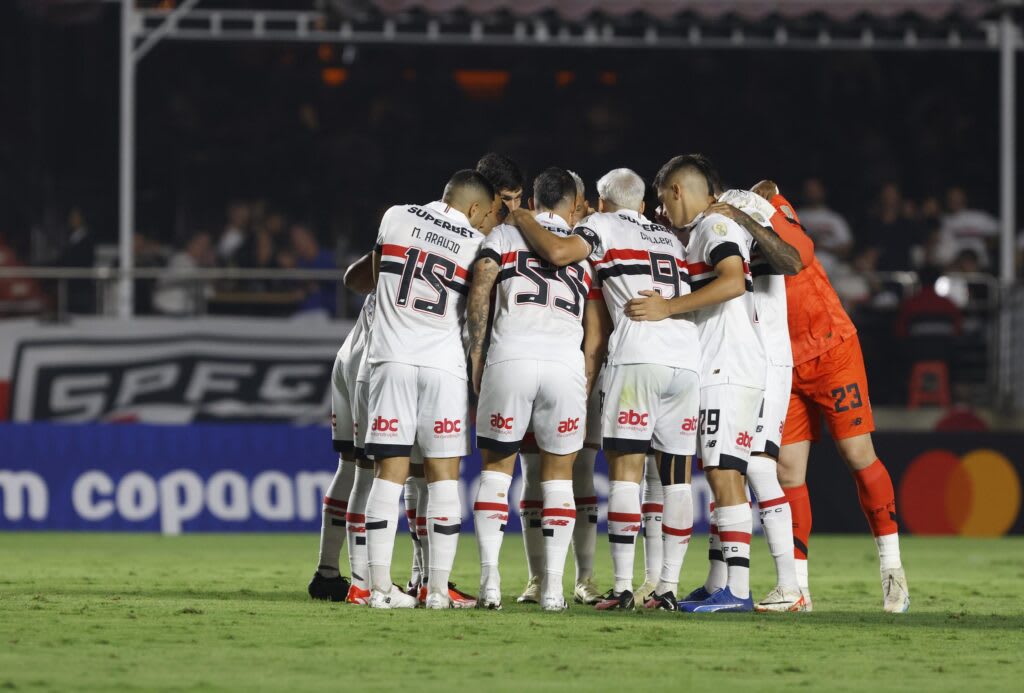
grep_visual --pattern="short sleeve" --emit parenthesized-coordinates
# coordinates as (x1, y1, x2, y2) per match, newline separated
(573, 225, 601, 259)
(478, 225, 504, 265)
(375, 206, 400, 252)
(699, 215, 746, 268)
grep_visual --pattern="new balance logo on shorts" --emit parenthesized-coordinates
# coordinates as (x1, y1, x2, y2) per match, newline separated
(558, 418, 580, 434)
(433, 418, 461, 435)
(735, 431, 753, 448)
(617, 409, 649, 427)
(489, 414, 514, 431)
(372, 416, 399, 432)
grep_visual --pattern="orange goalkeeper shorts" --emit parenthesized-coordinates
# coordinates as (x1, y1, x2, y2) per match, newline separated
(782, 334, 876, 445)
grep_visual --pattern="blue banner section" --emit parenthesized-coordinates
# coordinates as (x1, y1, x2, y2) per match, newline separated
(0, 423, 717, 534)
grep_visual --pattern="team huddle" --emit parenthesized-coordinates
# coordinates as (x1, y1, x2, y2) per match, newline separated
(307, 153, 912, 614)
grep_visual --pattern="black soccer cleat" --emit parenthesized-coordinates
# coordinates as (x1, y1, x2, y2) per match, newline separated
(643, 591, 678, 611)
(594, 589, 636, 611)
(308, 571, 351, 602)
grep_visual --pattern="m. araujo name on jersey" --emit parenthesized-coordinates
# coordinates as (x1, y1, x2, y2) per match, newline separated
(369, 201, 484, 380)
(685, 211, 767, 389)
(479, 212, 595, 369)
(573, 209, 700, 373)
(717, 189, 793, 368)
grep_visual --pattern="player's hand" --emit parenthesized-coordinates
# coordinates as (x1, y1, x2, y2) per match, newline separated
(706, 202, 741, 220)
(625, 290, 671, 322)
(751, 180, 779, 200)
(506, 208, 528, 229)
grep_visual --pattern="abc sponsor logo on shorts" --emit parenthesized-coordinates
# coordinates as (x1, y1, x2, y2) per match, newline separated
(558, 417, 580, 435)
(681, 416, 697, 432)
(617, 409, 648, 429)
(433, 418, 462, 436)
(372, 416, 399, 436)
(735, 431, 753, 449)
(489, 414, 514, 431)
(899, 449, 1021, 536)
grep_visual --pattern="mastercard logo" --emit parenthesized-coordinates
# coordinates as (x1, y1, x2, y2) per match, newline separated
(899, 449, 1022, 536)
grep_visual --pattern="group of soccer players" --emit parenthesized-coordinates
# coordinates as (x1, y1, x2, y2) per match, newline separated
(307, 152, 912, 613)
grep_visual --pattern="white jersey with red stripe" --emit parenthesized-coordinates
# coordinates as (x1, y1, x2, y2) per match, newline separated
(479, 212, 594, 370)
(718, 189, 792, 367)
(353, 292, 376, 384)
(368, 201, 484, 380)
(572, 209, 699, 372)
(685, 211, 767, 389)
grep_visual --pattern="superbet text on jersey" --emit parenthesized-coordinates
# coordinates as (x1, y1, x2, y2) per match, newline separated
(365, 201, 484, 459)
(476, 212, 595, 454)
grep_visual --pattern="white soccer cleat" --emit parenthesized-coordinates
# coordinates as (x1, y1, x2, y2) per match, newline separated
(800, 586, 813, 612)
(516, 576, 541, 604)
(573, 578, 603, 605)
(635, 580, 657, 603)
(425, 591, 452, 609)
(541, 595, 568, 612)
(755, 586, 808, 613)
(479, 585, 502, 610)
(368, 584, 417, 610)
(882, 567, 910, 613)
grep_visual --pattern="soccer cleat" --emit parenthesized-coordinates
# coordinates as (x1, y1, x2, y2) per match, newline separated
(635, 580, 657, 603)
(307, 572, 351, 602)
(478, 585, 502, 610)
(425, 592, 451, 609)
(417, 585, 428, 605)
(881, 567, 911, 613)
(368, 584, 418, 609)
(517, 576, 541, 604)
(541, 595, 569, 612)
(345, 584, 371, 606)
(573, 578, 604, 605)
(446, 583, 478, 609)
(594, 589, 635, 611)
(754, 586, 807, 613)
(679, 586, 753, 613)
(405, 580, 420, 599)
(643, 591, 678, 611)
(800, 587, 814, 612)
(677, 585, 712, 608)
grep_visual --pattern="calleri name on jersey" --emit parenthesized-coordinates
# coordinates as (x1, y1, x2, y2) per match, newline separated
(369, 201, 485, 380)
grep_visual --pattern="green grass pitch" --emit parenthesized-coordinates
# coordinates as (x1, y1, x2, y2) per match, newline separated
(1, 533, 1022, 692)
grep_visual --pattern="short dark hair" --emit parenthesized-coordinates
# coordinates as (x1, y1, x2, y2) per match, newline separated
(654, 154, 722, 196)
(444, 169, 496, 202)
(533, 167, 577, 211)
(476, 153, 524, 193)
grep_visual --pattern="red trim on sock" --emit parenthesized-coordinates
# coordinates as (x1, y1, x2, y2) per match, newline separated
(607, 512, 642, 522)
(542, 507, 577, 518)
(757, 496, 788, 509)
(663, 525, 693, 537)
(405, 509, 416, 519)
(641, 503, 664, 513)
(709, 501, 716, 512)
(325, 508, 345, 518)
(519, 500, 543, 509)
(323, 497, 348, 509)
(416, 516, 427, 525)
(709, 524, 718, 534)
(718, 531, 751, 544)
(474, 502, 510, 512)
(574, 496, 598, 505)
(345, 512, 365, 523)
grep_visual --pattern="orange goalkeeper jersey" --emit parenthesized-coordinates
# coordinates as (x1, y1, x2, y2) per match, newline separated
(768, 194, 858, 366)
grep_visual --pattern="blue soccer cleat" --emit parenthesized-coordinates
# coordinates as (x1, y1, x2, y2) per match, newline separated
(679, 586, 754, 613)
(676, 585, 713, 609)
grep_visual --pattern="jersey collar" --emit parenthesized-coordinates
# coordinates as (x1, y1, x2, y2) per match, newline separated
(425, 200, 471, 228)
(535, 210, 571, 230)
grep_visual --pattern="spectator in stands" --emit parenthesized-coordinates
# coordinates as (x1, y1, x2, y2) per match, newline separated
(153, 231, 214, 316)
(916, 195, 944, 268)
(217, 201, 251, 264)
(54, 207, 96, 314)
(895, 266, 963, 401)
(934, 186, 998, 270)
(863, 182, 927, 271)
(289, 223, 336, 316)
(796, 177, 852, 276)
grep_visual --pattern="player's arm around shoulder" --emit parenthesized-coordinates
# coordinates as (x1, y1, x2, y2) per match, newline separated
(466, 251, 501, 394)
(706, 200, 803, 276)
(507, 208, 590, 267)
(344, 251, 376, 294)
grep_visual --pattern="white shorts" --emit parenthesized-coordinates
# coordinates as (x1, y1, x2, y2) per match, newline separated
(601, 364, 699, 456)
(584, 367, 605, 448)
(698, 383, 764, 473)
(353, 379, 370, 459)
(752, 364, 792, 458)
(477, 359, 587, 456)
(365, 362, 470, 459)
(330, 352, 355, 452)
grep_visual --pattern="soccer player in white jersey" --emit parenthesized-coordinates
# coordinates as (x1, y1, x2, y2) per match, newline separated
(509, 168, 701, 611)
(626, 155, 768, 613)
(363, 170, 499, 609)
(467, 167, 606, 611)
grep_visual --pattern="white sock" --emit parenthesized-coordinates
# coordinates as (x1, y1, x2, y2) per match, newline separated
(412, 476, 429, 591)
(641, 456, 663, 585)
(541, 479, 576, 600)
(403, 477, 422, 587)
(796, 558, 809, 591)
(316, 457, 355, 578)
(572, 447, 598, 584)
(748, 456, 799, 590)
(607, 480, 641, 594)
(705, 503, 727, 592)
(876, 533, 902, 571)
(426, 479, 461, 596)
(519, 452, 545, 580)
(658, 483, 692, 595)
(474, 470, 512, 591)
(345, 465, 373, 590)
(716, 503, 753, 600)
(365, 478, 403, 593)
